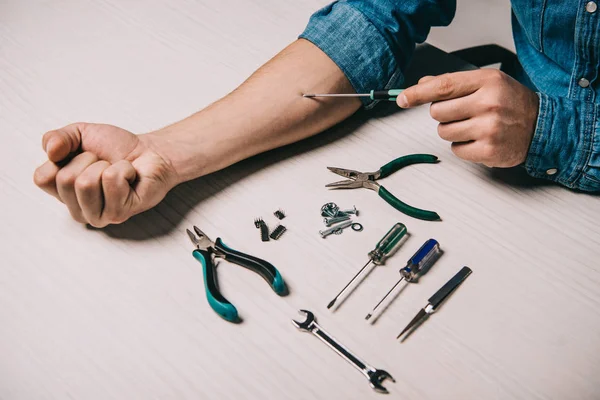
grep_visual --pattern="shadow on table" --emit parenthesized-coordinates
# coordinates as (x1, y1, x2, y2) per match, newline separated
(101, 104, 403, 241)
(486, 166, 554, 189)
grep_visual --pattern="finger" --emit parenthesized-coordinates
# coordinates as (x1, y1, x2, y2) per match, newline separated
(101, 160, 138, 224)
(437, 119, 478, 143)
(42, 123, 85, 163)
(55, 152, 98, 222)
(75, 160, 111, 227)
(33, 161, 61, 200)
(429, 95, 479, 123)
(450, 141, 486, 163)
(418, 75, 435, 84)
(399, 71, 486, 108)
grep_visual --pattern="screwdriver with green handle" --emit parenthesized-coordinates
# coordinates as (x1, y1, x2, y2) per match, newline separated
(303, 89, 404, 102)
(327, 223, 407, 310)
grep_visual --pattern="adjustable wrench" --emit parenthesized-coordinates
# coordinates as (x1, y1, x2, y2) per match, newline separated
(292, 310, 395, 394)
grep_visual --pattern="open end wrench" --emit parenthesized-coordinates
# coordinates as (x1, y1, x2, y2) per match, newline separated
(292, 309, 395, 394)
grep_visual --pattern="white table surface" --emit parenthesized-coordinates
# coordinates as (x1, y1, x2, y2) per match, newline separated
(1, 1, 600, 399)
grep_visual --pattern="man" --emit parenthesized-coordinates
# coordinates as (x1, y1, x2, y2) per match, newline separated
(33, 0, 600, 228)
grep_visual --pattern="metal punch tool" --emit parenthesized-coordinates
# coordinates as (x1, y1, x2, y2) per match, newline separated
(293, 310, 395, 394)
(187, 226, 287, 322)
(326, 154, 441, 221)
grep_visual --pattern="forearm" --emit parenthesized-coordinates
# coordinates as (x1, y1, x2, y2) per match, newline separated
(148, 39, 360, 183)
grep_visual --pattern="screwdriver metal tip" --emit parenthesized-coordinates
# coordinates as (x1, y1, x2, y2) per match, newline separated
(327, 299, 336, 309)
(365, 313, 372, 320)
(302, 94, 316, 98)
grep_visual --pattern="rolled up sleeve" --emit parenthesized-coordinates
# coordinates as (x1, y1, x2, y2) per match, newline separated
(299, 0, 456, 108)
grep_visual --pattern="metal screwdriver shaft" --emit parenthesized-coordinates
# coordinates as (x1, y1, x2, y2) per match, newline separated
(327, 258, 373, 309)
(365, 278, 405, 320)
(303, 89, 404, 102)
(327, 223, 407, 310)
(303, 93, 371, 98)
(365, 239, 441, 321)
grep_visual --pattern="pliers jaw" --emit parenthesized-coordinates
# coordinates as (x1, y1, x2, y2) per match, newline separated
(325, 166, 381, 191)
(186, 226, 214, 251)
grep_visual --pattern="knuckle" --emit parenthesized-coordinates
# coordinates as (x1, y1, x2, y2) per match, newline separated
(429, 103, 440, 119)
(74, 176, 96, 193)
(486, 115, 502, 135)
(33, 167, 49, 187)
(56, 169, 77, 187)
(437, 74, 455, 97)
(437, 123, 450, 140)
(102, 168, 120, 183)
(486, 69, 505, 83)
(481, 143, 497, 161)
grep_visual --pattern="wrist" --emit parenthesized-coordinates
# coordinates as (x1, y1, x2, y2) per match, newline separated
(141, 129, 207, 185)
(142, 113, 246, 185)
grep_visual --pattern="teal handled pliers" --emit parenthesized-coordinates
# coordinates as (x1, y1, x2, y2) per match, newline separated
(326, 154, 441, 221)
(186, 226, 287, 322)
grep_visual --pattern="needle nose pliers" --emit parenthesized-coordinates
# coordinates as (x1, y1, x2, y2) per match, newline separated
(326, 154, 441, 221)
(186, 226, 287, 322)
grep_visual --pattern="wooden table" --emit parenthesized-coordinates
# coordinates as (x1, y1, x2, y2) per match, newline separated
(1, 1, 599, 399)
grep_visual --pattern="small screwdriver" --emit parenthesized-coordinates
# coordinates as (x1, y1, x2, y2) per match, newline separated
(303, 89, 404, 102)
(365, 239, 440, 321)
(327, 222, 407, 310)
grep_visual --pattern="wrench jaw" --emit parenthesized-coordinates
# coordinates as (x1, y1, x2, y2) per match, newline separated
(292, 309, 315, 331)
(368, 369, 395, 394)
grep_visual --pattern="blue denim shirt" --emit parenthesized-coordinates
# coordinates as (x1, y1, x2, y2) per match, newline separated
(300, 0, 600, 192)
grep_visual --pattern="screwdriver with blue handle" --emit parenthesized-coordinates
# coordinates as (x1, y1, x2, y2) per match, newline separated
(186, 225, 287, 322)
(365, 239, 441, 321)
(303, 89, 404, 102)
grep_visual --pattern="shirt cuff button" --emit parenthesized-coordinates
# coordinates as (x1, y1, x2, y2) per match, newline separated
(578, 78, 590, 88)
(586, 1, 597, 13)
(546, 168, 558, 176)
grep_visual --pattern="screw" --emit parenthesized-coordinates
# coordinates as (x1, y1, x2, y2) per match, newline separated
(341, 206, 358, 216)
(319, 220, 353, 238)
(324, 214, 351, 226)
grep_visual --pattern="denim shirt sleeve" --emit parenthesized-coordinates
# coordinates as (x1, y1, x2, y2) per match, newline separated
(299, 0, 456, 108)
(525, 93, 600, 192)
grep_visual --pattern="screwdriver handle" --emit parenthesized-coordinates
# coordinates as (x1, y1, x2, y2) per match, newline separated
(400, 239, 440, 282)
(369, 222, 407, 265)
(370, 89, 404, 101)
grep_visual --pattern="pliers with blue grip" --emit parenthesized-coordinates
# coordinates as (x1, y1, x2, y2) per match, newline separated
(186, 226, 287, 322)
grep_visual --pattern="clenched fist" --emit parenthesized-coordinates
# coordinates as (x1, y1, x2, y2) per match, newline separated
(34, 123, 178, 227)
(398, 69, 539, 168)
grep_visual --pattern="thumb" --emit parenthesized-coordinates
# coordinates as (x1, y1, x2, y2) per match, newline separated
(42, 123, 85, 163)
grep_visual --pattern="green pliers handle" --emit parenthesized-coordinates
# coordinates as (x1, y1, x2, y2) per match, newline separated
(378, 154, 441, 221)
(370, 89, 404, 101)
